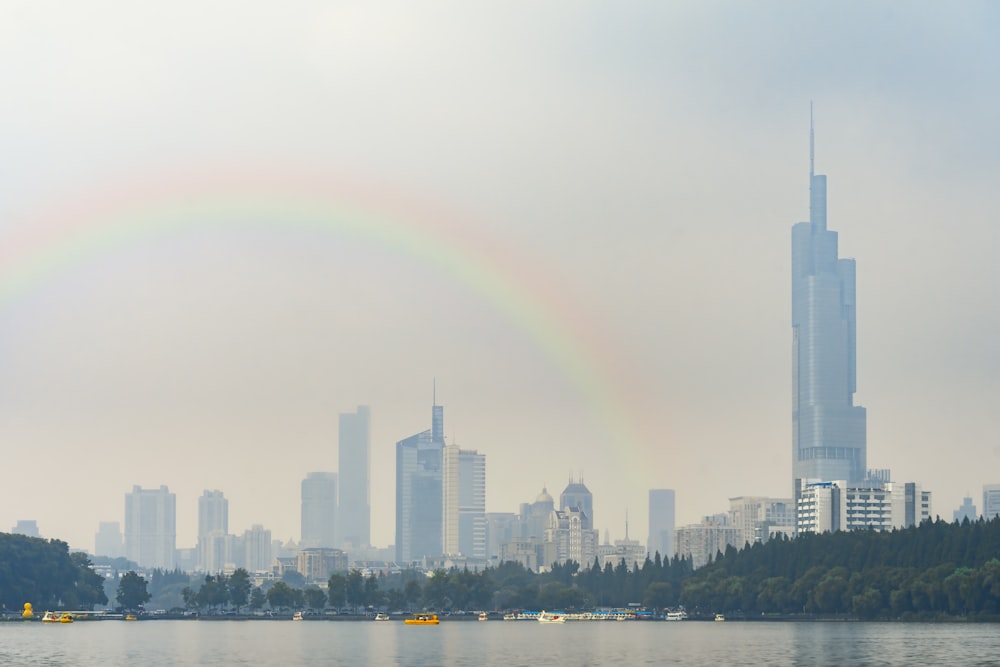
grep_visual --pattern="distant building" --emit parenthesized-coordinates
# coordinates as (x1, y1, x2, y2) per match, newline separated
(797, 480, 931, 534)
(983, 484, 1000, 520)
(647, 489, 675, 560)
(11, 520, 40, 538)
(124, 485, 176, 569)
(443, 445, 486, 559)
(198, 490, 229, 572)
(395, 401, 445, 564)
(560, 478, 594, 530)
(953, 497, 977, 524)
(729, 496, 795, 547)
(94, 521, 123, 558)
(484, 512, 517, 562)
(297, 547, 348, 581)
(675, 514, 741, 569)
(597, 518, 646, 570)
(792, 115, 867, 502)
(301, 472, 337, 549)
(338, 405, 371, 550)
(545, 507, 598, 568)
(519, 488, 555, 542)
(243, 524, 273, 573)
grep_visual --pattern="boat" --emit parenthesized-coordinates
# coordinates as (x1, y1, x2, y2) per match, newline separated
(41, 611, 73, 624)
(125, 614, 138, 621)
(292, 611, 304, 621)
(404, 613, 440, 625)
(537, 610, 566, 624)
(374, 613, 391, 621)
(665, 610, 688, 621)
(714, 613, 725, 622)
(478, 612, 488, 621)
(502, 613, 517, 621)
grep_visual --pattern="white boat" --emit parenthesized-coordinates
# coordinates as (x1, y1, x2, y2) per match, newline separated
(537, 610, 566, 624)
(374, 613, 391, 621)
(292, 611, 304, 621)
(502, 613, 517, 621)
(714, 613, 725, 622)
(478, 612, 488, 621)
(665, 610, 688, 621)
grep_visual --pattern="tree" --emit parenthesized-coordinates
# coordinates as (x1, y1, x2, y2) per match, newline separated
(228, 569, 251, 612)
(305, 588, 328, 611)
(345, 569, 365, 612)
(116, 571, 152, 611)
(266, 581, 297, 611)
(643, 581, 674, 612)
(249, 587, 266, 612)
(327, 574, 347, 609)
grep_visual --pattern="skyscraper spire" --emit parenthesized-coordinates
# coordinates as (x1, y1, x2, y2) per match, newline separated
(809, 101, 815, 178)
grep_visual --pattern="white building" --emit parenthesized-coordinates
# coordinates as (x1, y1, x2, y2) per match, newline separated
(301, 472, 337, 549)
(124, 485, 176, 569)
(198, 490, 229, 572)
(729, 496, 795, 546)
(797, 480, 932, 534)
(983, 484, 1000, 520)
(545, 508, 598, 568)
(244, 524, 273, 573)
(674, 514, 741, 569)
(94, 521, 124, 558)
(442, 445, 486, 559)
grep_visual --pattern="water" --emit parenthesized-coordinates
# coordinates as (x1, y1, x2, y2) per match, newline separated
(2, 619, 997, 666)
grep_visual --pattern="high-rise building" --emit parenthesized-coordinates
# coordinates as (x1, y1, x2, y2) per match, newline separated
(124, 485, 176, 569)
(94, 521, 124, 558)
(674, 514, 740, 569)
(983, 484, 1000, 520)
(953, 497, 977, 524)
(11, 520, 40, 537)
(443, 444, 487, 559)
(395, 401, 445, 564)
(338, 405, 371, 549)
(792, 112, 867, 498)
(301, 472, 337, 549)
(560, 478, 594, 530)
(729, 496, 795, 547)
(647, 489, 676, 560)
(797, 479, 931, 534)
(198, 490, 229, 572)
(243, 524, 273, 573)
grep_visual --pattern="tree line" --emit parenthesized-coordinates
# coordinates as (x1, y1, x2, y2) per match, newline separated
(0, 533, 107, 611)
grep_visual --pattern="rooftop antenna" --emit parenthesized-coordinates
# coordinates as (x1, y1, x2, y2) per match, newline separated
(625, 509, 630, 540)
(809, 101, 815, 178)
(433, 378, 437, 406)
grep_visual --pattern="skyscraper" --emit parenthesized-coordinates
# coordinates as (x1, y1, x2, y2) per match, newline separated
(198, 490, 229, 572)
(443, 444, 486, 558)
(792, 111, 867, 496)
(301, 472, 337, 549)
(338, 405, 371, 549)
(559, 477, 594, 530)
(983, 484, 1000, 520)
(124, 485, 176, 569)
(94, 521, 124, 558)
(395, 400, 445, 563)
(647, 489, 676, 560)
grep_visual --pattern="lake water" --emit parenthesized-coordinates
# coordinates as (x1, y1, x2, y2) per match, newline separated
(2, 619, 997, 666)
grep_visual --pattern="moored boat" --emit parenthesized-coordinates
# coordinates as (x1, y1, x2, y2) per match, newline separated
(714, 613, 725, 622)
(292, 611, 304, 621)
(478, 612, 488, 621)
(374, 613, 391, 621)
(41, 611, 73, 624)
(404, 613, 440, 625)
(537, 610, 566, 624)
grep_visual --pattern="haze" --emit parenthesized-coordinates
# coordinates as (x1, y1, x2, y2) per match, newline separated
(1, 1, 997, 553)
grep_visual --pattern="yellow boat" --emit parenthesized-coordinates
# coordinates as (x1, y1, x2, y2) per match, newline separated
(404, 613, 440, 625)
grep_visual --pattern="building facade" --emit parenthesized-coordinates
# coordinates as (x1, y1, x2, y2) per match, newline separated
(953, 497, 977, 524)
(198, 490, 229, 572)
(443, 445, 487, 559)
(797, 480, 932, 534)
(647, 489, 676, 560)
(792, 117, 867, 498)
(729, 496, 795, 547)
(94, 521, 124, 558)
(124, 485, 176, 569)
(560, 478, 594, 530)
(674, 514, 741, 569)
(338, 405, 371, 550)
(983, 484, 1000, 520)
(395, 403, 445, 563)
(301, 472, 338, 549)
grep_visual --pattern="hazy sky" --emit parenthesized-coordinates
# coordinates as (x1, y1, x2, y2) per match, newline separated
(1, 2, 998, 553)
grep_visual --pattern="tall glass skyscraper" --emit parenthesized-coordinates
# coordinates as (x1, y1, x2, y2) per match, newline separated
(301, 472, 337, 549)
(792, 114, 867, 495)
(395, 401, 445, 563)
(338, 405, 371, 549)
(647, 489, 676, 560)
(124, 485, 176, 569)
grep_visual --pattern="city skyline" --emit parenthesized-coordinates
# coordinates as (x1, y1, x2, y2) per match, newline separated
(1, 4, 997, 552)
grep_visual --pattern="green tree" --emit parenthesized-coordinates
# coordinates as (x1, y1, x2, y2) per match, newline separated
(305, 588, 328, 611)
(249, 587, 266, 612)
(116, 571, 152, 611)
(403, 578, 423, 611)
(266, 581, 297, 611)
(228, 569, 251, 612)
(643, 581, 674, 612)
(327, 574, 347, 609)
(345, 569, 365, 612)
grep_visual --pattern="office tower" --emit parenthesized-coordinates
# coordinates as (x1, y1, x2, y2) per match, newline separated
(11, 520, 40, 537)
(953, 497, 977, 523)
(301, 472, 338, 549)
(983, 484, 1000, 520)
(675, 514, 741, 569)
(560, 477, 594, 529)
(648, 489, 676, 559)
(243, 524, 273, 573)
(198, 490, 229, 572)
(395, 401, 445, 563)
(124, 485, 176, 569)
(94, 521, 124, 558)
(729, 496, 795, 546)
(338, 405, 371, 549)
(797, 480, 931, 534)
(792, 112, 867, 497)
(443, 444, 487, 558)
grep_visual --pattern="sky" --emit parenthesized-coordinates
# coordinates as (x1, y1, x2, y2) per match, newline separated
(1, 1, 998, 554)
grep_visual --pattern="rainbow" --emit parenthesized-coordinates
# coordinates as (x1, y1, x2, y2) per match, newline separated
(0, 166, 649, 466)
